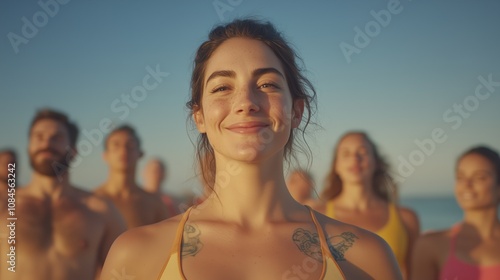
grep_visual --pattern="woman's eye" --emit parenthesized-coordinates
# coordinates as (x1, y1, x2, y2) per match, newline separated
(475, 176, 488, 181)
(210, 86, 229, 93)
(259, 83, 279, 89)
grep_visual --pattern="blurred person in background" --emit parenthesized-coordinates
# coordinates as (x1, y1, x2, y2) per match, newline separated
(142, 157, 179, 217)
(286, 168, 317, 206)
(316, 131, 420, 279)
(95, 125, 169, 228)
(411, 146, 500, 280)
(0, 109, 125, 280)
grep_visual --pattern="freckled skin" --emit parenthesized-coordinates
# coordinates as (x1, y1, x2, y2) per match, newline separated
(101, 37, 402, 280)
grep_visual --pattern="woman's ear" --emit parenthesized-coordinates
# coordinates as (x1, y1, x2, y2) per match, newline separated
(292, 99, 305, 128)
(193, 107, 206, 133)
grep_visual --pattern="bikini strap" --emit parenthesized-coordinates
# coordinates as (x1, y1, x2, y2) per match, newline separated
(170, 207, 193, 255)
(305, 205, 330, 252)
(326, 200, 335, 218)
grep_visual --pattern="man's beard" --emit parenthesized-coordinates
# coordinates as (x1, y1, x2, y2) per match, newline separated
(30, 149, 72, 177)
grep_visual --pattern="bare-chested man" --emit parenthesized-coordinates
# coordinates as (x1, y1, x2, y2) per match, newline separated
(142, 158, 179, 216)
(0, 149, 17, 208)
(95, 125, 169, 228)
(0, 109, 126, 280)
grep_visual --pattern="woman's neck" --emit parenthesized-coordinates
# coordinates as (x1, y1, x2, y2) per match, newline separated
(333, 181, 383, 211)
(462, 207, 500, 239)
(200, 155, 301, 229)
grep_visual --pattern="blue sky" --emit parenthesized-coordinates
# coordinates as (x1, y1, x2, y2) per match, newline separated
(1, 0, 499, 198)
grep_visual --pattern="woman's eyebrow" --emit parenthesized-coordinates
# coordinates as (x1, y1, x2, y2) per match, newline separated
(205, 68, 285, 86)
(205, 70, 235, 86)
(252, 67, 285, 79)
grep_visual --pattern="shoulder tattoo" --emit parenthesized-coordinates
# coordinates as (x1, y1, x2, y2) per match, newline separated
(292, 228, 323, 262)
(292, 228, 358, 262)
(327, 232, 359, 261)
(181, 223, 203, 257)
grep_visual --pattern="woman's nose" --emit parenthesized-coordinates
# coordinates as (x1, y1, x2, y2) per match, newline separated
(234, 86, 260, 114)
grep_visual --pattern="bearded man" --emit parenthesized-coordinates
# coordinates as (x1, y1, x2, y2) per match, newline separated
(0, 109, 125, 280)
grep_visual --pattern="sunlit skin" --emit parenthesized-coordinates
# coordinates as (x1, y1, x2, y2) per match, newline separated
(411, 153, 500, 280)
(142, 158, 166, 194)
(101, 38, 402, 280)
(95, 130, 171, 228)
(286, 170, 316, 206)
(103, 131, 142, 173)
(195, 41, 296, 165)
(29, 119, 71, 170)
(315, 133, 420, 279)
(455, 154, 500, 211)
(335, 134, 376, 187)
(142, 158, 180, 215)
(0, 119, 126, 280)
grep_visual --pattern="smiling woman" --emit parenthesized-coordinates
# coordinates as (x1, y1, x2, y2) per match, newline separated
(411, 146, 500, 280)
(100, 18, 402, 280)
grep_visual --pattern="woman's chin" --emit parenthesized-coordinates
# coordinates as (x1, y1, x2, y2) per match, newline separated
(341, 176, 366, 185)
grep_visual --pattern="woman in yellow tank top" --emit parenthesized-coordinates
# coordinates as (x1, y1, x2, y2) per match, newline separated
(317, 131, 420, 279)
(101, 19, 402, 280)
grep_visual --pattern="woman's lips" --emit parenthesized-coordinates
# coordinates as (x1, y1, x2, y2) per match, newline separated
(226, 122, 269, 134)
(348, 166, 362, 173)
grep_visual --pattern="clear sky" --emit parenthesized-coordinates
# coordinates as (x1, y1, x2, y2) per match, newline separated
(1, 0, 499, 198)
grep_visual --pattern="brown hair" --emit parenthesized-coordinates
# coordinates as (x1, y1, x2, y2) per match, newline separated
(321, 131, 397, 202)
(29, 108, 79, 148)
(104, 124, 142, 151)
(187, 18, 317, 189)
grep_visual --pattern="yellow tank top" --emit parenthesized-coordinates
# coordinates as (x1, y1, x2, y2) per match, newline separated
(326, 201, 408, 272)
(157, 206, 346, 279)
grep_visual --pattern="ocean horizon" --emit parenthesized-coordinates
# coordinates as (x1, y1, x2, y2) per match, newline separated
(400, 195, 462, 232)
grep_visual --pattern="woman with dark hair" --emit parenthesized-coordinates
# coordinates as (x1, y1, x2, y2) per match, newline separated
(411, 146, 500, 280)
(101, 19, 401, 279)
(316, 131, 420, 279)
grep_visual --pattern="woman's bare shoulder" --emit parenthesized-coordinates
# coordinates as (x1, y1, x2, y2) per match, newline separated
(122, 213, 183, 241)
(310, 198, 327, 213)
(314, 210, 403, 279)
(411, 227, 452, 275)
(417, 227, 451, 249)
(314, 209, 394, 258)
(398, 206, 419, 222)
(101, 213, 186, 279)
(397, 206, 421, 236)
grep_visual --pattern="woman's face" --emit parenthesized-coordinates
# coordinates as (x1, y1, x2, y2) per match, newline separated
(334, 133, 376, 185)
(455, 153, 500, 210)
(194, 38, 303, 164)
